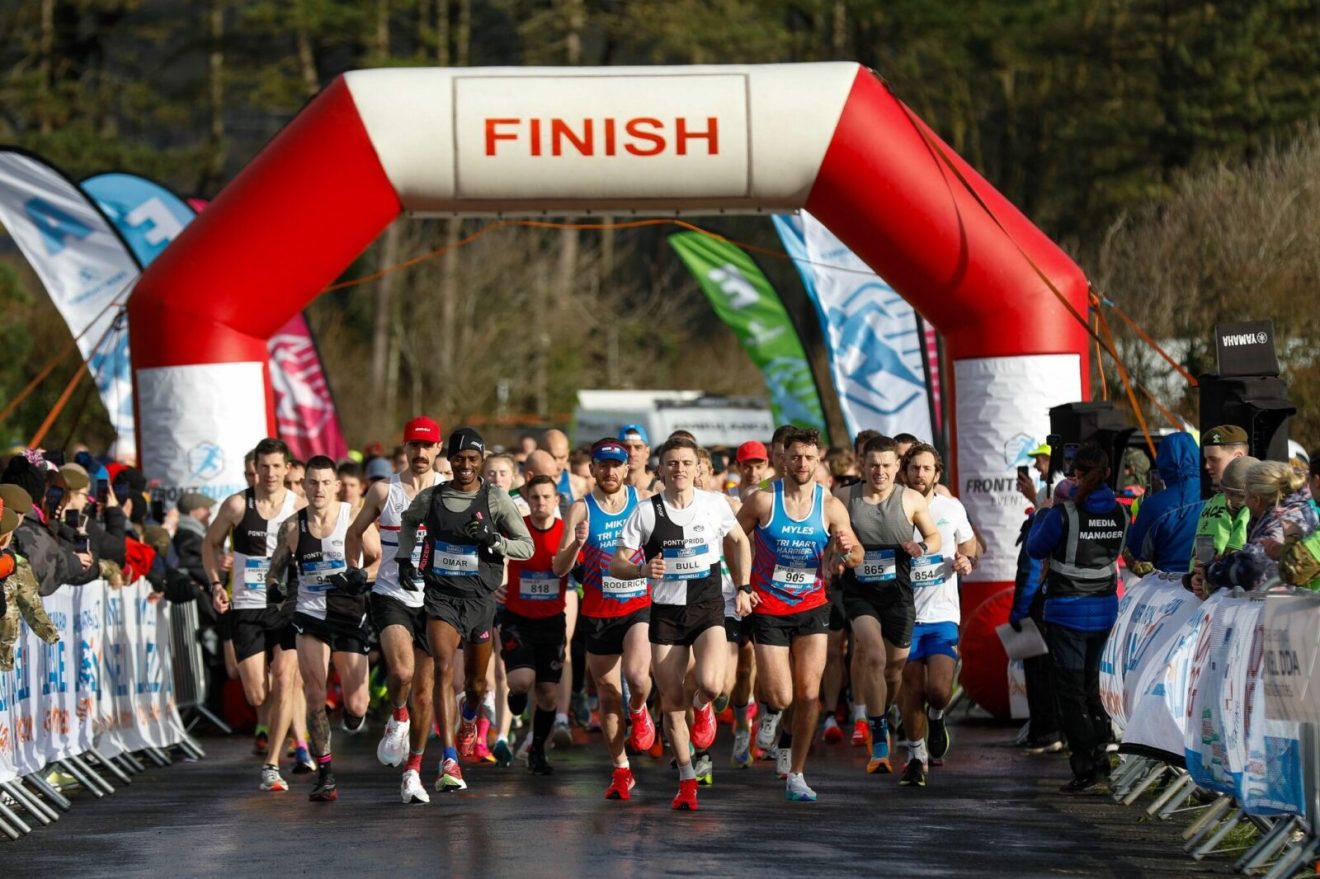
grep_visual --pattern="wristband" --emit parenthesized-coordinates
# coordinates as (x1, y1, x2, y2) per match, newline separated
(738, 583, 753, 595)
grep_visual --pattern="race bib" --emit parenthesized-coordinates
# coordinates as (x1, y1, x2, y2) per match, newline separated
(300, 556, 346, 594)
(771, 563, 817, 595)
(601, 576, 647, 599)
(856, 549, 896, 584)
(518, 570, 559, 601)
(243, 557, 271, 591)
(411, 526, 426, 567)
(663, 545, 716, 581)
(431, 542, 479, 576)
(910, 554, 945, 587)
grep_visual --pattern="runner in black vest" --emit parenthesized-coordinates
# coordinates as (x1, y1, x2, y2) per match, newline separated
(395, 427, 533, 795)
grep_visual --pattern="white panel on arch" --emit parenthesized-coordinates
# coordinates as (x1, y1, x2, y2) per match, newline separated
(955, 354, 1081, 584)
(138, 361, 269, 504)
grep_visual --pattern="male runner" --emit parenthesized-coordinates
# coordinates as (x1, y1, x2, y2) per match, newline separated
(346, 416, 441, 805)
(738, 428, 861, 801)
(268, 457, 372, 801)
(612, 435, 752, 811)
(735, 441, 770, 502)
(503, 475, 571, 775)
(204, 437, 305, 792)
(619, 424, 662, 492)
(897, 443, 978, 787)
(835, 435, 941, 774)
(555, 438, 654, 800)
(396, 427, 533, 793)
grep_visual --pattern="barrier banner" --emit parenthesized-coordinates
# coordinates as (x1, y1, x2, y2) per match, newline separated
(1100, 573, 1200, 731)
(667, 232, 828, 435)
(772, 212, 932, 441)
(0, 151, 140, 453)
(36, 589, 78, 762)
(1262, 591, 1320, 728)
(1183, 595, 1261, 795)
(1121, 591, 1214, 760)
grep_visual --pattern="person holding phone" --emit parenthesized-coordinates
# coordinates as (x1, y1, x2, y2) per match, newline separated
(1, 454, 98, 596)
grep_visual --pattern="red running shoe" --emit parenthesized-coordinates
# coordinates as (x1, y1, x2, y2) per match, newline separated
(672, 778, 699, 811)
(605, 767, 636, 800)
(823, 719, 844, 744)
(628, 709, 657, 752)
(690, 702, 717, 751)
(851, 719, 870, 749)
(457, 717, 478, 760)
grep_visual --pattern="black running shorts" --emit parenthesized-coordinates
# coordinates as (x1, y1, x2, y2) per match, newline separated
(499, 611, 567, 684)
(748, 605, 831, 648)
(842, 582, 916, 650)
(582, 606, 650, 657)
(230, 606, 296, 662)
(649, 602, 725, 647)
(370, 592, 432, 655)
(291, 612, 370, 655)
(425, 588, 495, 645)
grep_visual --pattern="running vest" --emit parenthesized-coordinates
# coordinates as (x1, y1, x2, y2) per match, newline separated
(375, 474, 431, 608)
(229, 488, 298, 611)
(421, 483, 503, 597)
(643, 494, 723, 609)
(840, 483, 914, 594)
(1046, 501, 1129, 598)
(506, 516, 568, 619)
(752, 482, 830, 616)
(293, 502, 351, 620)
(581, 488, 648, 618)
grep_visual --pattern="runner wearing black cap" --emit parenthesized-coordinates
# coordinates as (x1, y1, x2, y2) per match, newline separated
(554, 438, 655, 800)
(345, 416, 442, 804)
(395, 427, 534, 794)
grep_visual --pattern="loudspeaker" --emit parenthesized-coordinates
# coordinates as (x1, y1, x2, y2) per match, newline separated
(1048, 401, 1136, 490)
(1198, 373, 1294, 463)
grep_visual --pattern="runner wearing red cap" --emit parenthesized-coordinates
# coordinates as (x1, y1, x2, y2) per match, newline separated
(555, 437, 654, 800)
(736, 441, 770, 502)
(345, 415, 442, 804)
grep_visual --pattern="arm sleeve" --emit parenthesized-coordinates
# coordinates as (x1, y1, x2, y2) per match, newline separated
(490, 489, 534, 561)
(394, 486, 434, 562)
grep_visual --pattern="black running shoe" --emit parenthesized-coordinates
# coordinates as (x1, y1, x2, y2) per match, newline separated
(528, 750, 554, 776)
(1059, 775, 1103, 794)
(928, 715, 950, 761)
(899, 760, 926, 788)
(309, 771, 339, 801)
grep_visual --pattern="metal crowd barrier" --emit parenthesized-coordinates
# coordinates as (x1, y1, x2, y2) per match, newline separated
(168, 599, 231, 735)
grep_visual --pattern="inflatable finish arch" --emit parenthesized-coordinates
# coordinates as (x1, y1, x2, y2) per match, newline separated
(129, 62, 1088, 588)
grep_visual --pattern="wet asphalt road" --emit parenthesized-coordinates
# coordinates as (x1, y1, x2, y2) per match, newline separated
(3, 716, 1226, 878)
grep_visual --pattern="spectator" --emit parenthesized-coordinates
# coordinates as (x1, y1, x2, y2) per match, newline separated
(1024, 442, 1129, 793)
(364, 456, 392, 485)
(1201, 460, 1317, 593)
(1202, 424, 1250, 491)
(174, 492, 216, 590)
(1123, 432, 1203, 574)
(1, 454, 97, 595)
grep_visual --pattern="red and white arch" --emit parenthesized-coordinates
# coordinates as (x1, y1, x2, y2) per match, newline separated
(129, 62, 1087, 607)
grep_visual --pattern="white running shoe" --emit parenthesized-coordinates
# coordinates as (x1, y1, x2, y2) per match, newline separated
(400, 769, 430, 804)
(259, 765, 288, 792)
(776, 747, 792, 780)
(755, 710, 782, 751)
(377, 715, 411, 767)
(730, 729, 753, 769)
(785, 772, 817, 802)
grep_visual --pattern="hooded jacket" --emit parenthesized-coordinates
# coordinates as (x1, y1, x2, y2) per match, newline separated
(1124, 432, 1204, 573)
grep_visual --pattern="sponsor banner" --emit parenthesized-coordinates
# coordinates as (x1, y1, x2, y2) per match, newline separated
(138, 362, 268, 503)
(1261, 591, 1320, 728)
(667, 232, 828, 435)
(953, 355, 1082, 584)
(772, 212, 932, 442)
(81, 172, 193, 267)
(1100, 573, 1199, 731)
(0, 151, 140, 452)
(268, 314, 349, 462)
(0, 579, 186, 784)
(1183, 595, 1259, 795)
(454, 74, 750, 200)
(1122, 589, 1214, 758)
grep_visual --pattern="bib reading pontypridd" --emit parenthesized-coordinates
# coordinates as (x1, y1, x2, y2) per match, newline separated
(856, 549, 897, 584)
(300, 556, 347, 594)
(771, 564, 817, 595)
(243, 557, 271, 591)
(663, 545, 717, 581)
(601, 576, 647, 599)
(431, 542, 479, 576)
(519, 570, 559, 601)
(910, 554, 944, 588)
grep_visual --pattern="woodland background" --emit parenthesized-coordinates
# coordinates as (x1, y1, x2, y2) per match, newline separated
(1, 0, 1318, 449)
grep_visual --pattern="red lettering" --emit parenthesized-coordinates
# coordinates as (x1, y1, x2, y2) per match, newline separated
(603, 117, 616, 156)
(675, 116, 719, 156)
(551, 118, 593, 156)
(484, 118, 520, 156)
(624, 118, 665, 156)
(530, 118, 542, 157)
